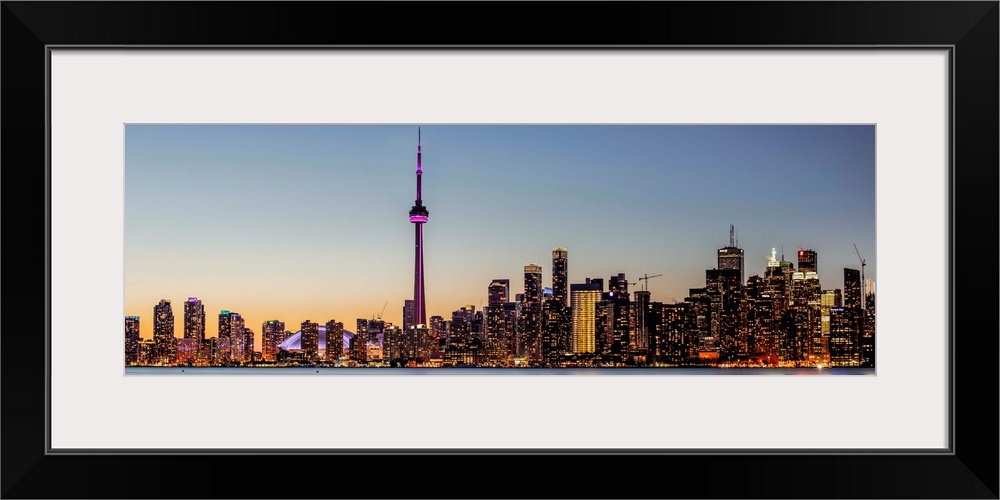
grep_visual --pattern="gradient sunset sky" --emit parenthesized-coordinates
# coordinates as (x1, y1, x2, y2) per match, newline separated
(124, 125, 876, 344)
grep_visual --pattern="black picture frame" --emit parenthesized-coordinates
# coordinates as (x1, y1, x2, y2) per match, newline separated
(2, 2, 996, 498)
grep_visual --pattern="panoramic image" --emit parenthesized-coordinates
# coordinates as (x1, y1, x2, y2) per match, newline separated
(124, 125, 876, 370)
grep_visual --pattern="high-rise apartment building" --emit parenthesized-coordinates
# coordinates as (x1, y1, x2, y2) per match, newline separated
(326, 320, 344, 362)
(521, 264, 543, 362)
(262, 320, 285, 362)
(300, 320, 319, 360)
(632, 290, 651, 355)
(184, 297, 205, 342)
(153, 299, 174, 364)
(125, 316, 140, 365)
(219, 310, 247, 364)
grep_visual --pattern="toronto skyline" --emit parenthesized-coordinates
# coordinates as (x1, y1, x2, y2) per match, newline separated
(124, 124, 876, 367)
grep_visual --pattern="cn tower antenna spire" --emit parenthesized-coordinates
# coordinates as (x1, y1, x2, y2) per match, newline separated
(409, 127, 429, 327)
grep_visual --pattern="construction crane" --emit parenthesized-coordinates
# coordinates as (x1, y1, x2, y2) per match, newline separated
(854, 243, 866, 311)
(635, 273, 663, 292)
(374, 300, 388, 321)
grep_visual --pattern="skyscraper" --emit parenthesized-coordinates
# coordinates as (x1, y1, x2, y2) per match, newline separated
(488, 279, 510, 305)
(301, 320, 319, 360)
(717, 225, 745, 284)
(521, 263, 543, 362)
(844, 268, 862, 310)
(125, 316, 140, 365)
(262, 320, 285, 363)
(403, 300, 416, 334)
(326, 320, 344, 362)
(798, 249, 818, 273)
(408, 128, 430, 327)
(829, 307, 860, 367)
(524, 264, 543, 304)
(153, 299, 174, 364)
(219, 310, 247, 365)
(706, 268, 742, 360)
(184, 297, 205, 342)
(542, 298, 571, 366)
(429, 315, 446, 354)
(570, 281, 602, 354)
(351, 319, 368, 363)
(632, 290, 651, 356)
(607, 274, 631, 363)
(552, 247, 568, 307)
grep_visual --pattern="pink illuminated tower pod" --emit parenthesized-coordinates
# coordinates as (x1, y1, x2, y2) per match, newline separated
(408, 128, 429, 326)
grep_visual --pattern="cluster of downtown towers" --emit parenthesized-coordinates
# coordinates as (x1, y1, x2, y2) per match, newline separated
(125, 130, 875, 369)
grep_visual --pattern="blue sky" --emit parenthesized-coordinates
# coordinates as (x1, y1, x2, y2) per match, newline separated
(125, 124, 876, 340)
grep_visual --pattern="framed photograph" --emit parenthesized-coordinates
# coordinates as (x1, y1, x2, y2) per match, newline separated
(3, 2, 996, 498)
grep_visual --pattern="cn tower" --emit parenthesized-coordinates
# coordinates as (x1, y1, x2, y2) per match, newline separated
(408, 128, 429, 326)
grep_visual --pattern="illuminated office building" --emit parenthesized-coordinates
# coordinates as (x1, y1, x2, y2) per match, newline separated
(764, 247, 794, 316)
(570, 280, 602, 354)
(798, 249, 818, 273)
(488, 279, 510, 305)
(485, 299, 517, 365)
(844, 268, 862, 310)
(829, 307, 860, 366)
(552, 247, 568, 307)
(717, 225, 745, 284)
(657, 302, 689, 365)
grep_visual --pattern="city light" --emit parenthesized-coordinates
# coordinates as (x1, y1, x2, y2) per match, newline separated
(124, 127, 875, 370)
